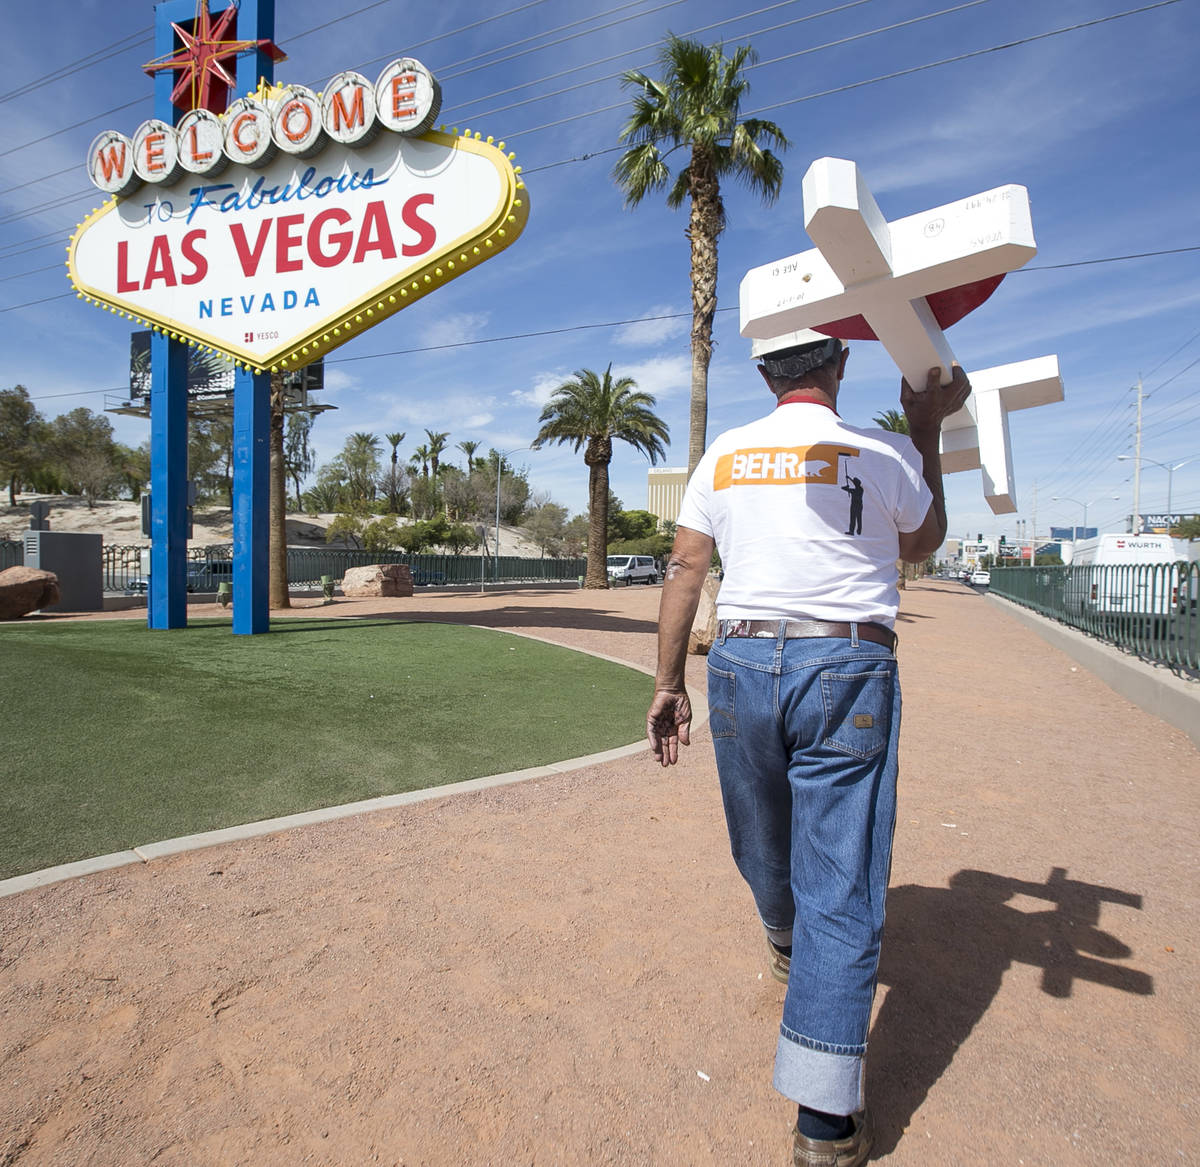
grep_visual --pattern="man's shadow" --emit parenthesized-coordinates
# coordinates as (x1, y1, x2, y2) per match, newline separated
(867, 867, 1153, 1156)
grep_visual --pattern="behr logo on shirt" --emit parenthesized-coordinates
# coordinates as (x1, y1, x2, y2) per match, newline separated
(713, 443, 860, 490)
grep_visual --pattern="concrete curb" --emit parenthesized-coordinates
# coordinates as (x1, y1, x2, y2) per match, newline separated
(988, 593, 1200, 749)
(0, 633, 705, 900)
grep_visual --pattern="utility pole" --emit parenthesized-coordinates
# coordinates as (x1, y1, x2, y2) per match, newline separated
(1030, 480, 1038, 564)
(1132, 377, 1144, 532)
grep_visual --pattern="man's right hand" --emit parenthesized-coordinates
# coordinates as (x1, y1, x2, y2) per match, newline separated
(902, 363, 972, 433)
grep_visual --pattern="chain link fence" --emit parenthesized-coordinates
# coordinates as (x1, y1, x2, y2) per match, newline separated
(990, 562, 1200, 674)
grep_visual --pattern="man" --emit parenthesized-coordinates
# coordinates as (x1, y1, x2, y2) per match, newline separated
(646, 330, 969, 1166)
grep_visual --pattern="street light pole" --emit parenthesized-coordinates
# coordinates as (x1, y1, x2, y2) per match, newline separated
(1051, 494, 1120, 540)
(493, 446, 532, 586)
(1117, 454, 1196, 518)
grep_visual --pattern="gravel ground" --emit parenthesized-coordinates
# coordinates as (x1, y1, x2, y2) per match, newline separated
(1, 580, 1197, 1165)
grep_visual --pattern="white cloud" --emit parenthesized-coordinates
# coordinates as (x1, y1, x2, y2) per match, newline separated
(510, 357, 688, 410)
(618, 354, 690, 398)
(511, 370, 567, 407)
(321, 368, 359, 393)
(615, 305, 688, 347)
(420, 312, 491, 349)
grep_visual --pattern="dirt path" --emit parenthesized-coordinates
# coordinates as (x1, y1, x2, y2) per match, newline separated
(2, 581, 1197, 1165)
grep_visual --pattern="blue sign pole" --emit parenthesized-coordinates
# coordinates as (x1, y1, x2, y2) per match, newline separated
(147, 2, 195, 630)
(232, 367, 270, 633)
(232, 0, 276, 634)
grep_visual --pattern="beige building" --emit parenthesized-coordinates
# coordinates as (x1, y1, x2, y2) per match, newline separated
(647, 467, 688, 527)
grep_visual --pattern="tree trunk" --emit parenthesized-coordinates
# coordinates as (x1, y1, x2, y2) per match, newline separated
(269, 374, 290, 609)
(7, 473, 16, 508)
(584, 438, 611, 589)
(686, 146, 724, 479)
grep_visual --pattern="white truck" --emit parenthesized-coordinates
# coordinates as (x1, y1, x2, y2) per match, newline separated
(1066, 534, 1195, 630)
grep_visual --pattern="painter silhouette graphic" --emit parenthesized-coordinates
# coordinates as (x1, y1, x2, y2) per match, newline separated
(841, 475, 864, 535)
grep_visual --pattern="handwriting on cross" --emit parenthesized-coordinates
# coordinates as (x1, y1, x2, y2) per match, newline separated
(739, 158, 1064, 514)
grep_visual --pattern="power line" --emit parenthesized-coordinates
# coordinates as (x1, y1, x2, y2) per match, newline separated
(0, 26, 151, 105)
(1147, 354, 1200, 395)
(437, 0, 687, 84)
(459, 0, 877, 123)
(345, 0, 565, 77)
(1143, 326, 1200, 380)
(0, 96, 146, 161)
(1021, 245, 1200, 272)
(0, 163, 81, 198)
(0, 261, 61, 284)
(497, 1, 1178, 138)
(741, 0, 1183, 118)
(0, 188, 95, 227)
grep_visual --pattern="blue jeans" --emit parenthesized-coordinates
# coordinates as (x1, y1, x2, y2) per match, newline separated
(707, 625, 901, 1115)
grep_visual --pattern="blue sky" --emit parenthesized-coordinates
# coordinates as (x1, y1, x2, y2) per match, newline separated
(2, 0, 1198, 542)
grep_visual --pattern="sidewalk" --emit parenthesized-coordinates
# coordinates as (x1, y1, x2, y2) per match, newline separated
(1, 580, 1196, 1165)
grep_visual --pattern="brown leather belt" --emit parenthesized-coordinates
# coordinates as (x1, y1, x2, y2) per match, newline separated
(718, 619, 897, 651)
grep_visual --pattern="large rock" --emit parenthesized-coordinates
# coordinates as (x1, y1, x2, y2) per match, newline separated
(688, 573, 722, 655)
(0, 566, 61, 619)
(341, 563, 414, 598)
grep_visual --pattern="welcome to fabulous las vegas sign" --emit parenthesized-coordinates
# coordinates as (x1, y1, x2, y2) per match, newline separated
(68, 57, 529, 373)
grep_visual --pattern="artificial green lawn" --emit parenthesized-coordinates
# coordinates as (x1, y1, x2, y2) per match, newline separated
(0, 618, 651, 880)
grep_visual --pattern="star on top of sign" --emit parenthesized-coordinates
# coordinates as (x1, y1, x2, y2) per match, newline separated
(143, 0, 286, 114)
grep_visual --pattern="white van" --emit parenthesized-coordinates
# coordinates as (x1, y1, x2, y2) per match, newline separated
(606, 554, 658, 586)
(1068, 534, 1188, 622)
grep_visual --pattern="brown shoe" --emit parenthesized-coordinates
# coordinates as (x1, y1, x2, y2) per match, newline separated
(767, 937, 790, 984)
(792, 1110, 872, 1166)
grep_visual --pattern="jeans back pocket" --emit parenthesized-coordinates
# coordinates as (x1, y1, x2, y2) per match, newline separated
(820, 668, 892, 759)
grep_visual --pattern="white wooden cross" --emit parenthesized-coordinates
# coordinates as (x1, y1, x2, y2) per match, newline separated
(739, 157, 1064, 514)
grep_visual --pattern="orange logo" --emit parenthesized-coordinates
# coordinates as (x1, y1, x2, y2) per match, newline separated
(713, 443, 860, 490)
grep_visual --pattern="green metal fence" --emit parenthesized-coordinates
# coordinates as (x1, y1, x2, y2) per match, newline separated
(990, 562, 1200, 674)
(99, 543, 586, 591)
(286, 547, 585, 586)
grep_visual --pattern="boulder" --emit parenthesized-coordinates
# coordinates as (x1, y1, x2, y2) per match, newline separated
(341, 563, 414, 598)
(0, 566, 61, 619)
(687, 573, 722, 655)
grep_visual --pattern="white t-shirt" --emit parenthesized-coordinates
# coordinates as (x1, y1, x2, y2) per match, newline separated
(675, 402, 932, 628)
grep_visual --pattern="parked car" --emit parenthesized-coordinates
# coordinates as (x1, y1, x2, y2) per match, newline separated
(970, 569, 991, 586)
(125, 560, 233, 594)
(606, 554, 658, 586)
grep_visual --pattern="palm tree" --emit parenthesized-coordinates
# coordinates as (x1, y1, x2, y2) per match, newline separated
(384, 431, 406, 513)
(410, 444, 430, 479)
(343, 431, 383, 502)
(873, 409, 909, 434)
(457, 439, 480, 475)
(532, 364, 669, 588)
(614, 35, 788, 478)
(385, 431, 406, 466)
(424, 429, 450, 477)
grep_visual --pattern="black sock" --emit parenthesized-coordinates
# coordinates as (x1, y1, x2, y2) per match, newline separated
(796, 1105, 853, 1141)
(768, 940, 792, 957)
